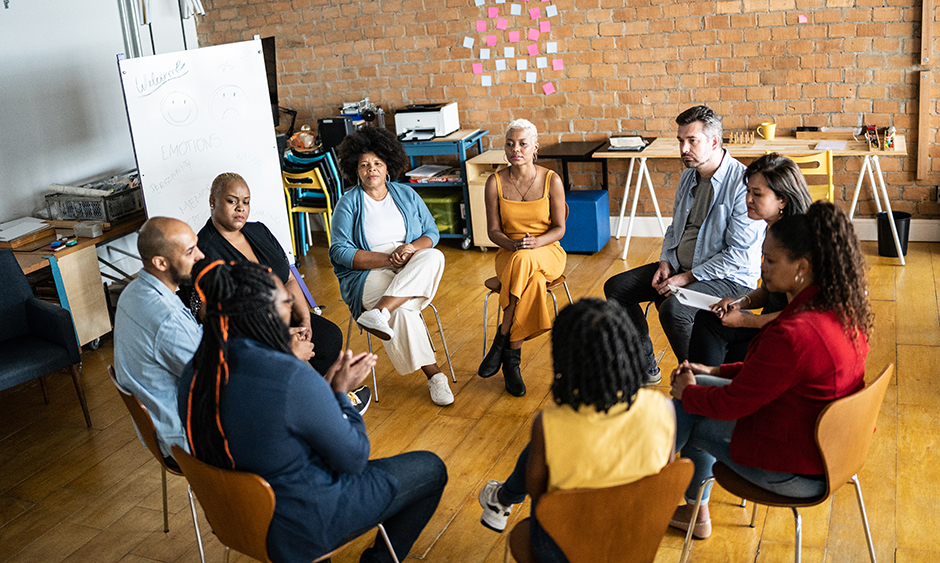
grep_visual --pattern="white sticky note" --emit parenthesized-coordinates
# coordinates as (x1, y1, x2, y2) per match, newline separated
(463, 37, 475, 49)
(482, 75, 493, 86)
(504, 47, 515, 58)
(496, 0, 505, 3)
(474, 0, 484, 5)
(526, 71, 537, 83)
(547, 41, 558, 54)
(510, 3, 522, 15)
(496, 59, 507, 71)
(480, 48, 491, 59)
(546, 4, 557, 17)
(536, 57, 548, 68)
(517, 59, 528, 70)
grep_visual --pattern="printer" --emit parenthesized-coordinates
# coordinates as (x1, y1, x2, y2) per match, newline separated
(395, 102, 460, 140)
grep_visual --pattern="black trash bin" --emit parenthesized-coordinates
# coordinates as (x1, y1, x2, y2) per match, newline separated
(877, 211, 910, 257)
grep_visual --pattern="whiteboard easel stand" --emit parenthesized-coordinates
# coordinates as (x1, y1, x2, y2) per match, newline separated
(848, 154, 906, 266)
(614, 156, 666, 261)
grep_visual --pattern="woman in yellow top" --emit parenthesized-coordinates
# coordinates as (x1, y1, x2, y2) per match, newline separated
(478, 119, 567, 397)
(478, 299, 676, 562)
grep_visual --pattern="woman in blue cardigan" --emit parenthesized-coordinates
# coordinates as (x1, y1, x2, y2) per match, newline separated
(330, 126, 454, 406)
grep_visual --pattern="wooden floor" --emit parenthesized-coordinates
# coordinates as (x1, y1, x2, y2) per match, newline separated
(2, 236, 939, 563)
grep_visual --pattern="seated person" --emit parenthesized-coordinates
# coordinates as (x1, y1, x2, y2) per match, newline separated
(331, 126, 454, 406)
(687, 153, 812, 366)
(604, 106, 764, 383)
(478, 119, 566, 398)
(114, 217, 205, 462)
(179, 260, 448, 563)
(478, 299, 675, 563)
(669, 202, 871, 539)
(194, 173, 365, 409)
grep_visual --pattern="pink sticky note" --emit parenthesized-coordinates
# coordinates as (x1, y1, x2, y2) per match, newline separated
(496, 18, 508, 30)
(798, 13, 808, 22)
(486, 35, 497, 46)
(472, 63, 483, 74)
(476, 20, 487, 32)
(529, 7, 541, 19)
(488, 6, 498, 18)
(540, 20, 550, 33)
(509, 31, 520, 42)
(543, 83, 556, 95)
(552, 58, 563, 70)
(527, 28, 539, 41)
(527, 43, 539, 56)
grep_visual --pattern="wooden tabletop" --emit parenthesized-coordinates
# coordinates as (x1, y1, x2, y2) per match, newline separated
(593, 135, 908, 159)
(14, 216, 145, 275)
(539, 140, 607, 158)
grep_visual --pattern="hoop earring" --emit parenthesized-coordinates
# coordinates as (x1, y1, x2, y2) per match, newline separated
(386, 174, 391, 183)
(534, 152, 538, 162)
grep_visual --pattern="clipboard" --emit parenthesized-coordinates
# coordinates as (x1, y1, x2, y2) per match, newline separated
(668, 285, 721, 311)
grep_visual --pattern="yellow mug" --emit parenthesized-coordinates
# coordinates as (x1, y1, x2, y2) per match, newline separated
(757, 122, 776, 141)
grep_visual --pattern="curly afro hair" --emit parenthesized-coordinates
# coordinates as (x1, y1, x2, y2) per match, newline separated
(336, 126, 409, 184)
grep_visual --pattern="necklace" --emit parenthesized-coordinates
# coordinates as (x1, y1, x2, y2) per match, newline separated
(508, 168, 538, 201)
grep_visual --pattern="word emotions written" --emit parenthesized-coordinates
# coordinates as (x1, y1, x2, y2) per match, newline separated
(162, 133, 221, 161)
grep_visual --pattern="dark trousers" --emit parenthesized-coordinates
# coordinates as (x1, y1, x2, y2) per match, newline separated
(501, 445, 568, 563)
(356, 451, 448, 563)
(686, 309, 758, 366)
(308, 312, 344, 376)
(603, 263, 749, 367)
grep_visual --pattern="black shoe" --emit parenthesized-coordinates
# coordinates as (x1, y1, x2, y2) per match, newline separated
(347, 385, 372, 415)
(502, 348, 526, 397)
(479, 332, 509, 378)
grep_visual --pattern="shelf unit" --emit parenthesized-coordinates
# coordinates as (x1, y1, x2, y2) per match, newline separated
(401, 129, 488, 249)
(465, 150, 510, 249)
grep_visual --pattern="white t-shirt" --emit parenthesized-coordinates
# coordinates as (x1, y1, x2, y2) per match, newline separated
(362, 191, 407, 249)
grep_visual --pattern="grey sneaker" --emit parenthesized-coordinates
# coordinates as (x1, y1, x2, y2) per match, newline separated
(347, 385, 372, 415)
(479, 479, 512, 532)
(428, 373, 454, 406)
(645, 366, 662, 386)
(357, 308, 394, 341)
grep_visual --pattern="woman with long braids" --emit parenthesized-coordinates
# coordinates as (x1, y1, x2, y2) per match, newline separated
(687, 153, 813, 365)
(669, 201, 872, 540)
(478, 299, 675, 562)
(178, 260, 448, 563)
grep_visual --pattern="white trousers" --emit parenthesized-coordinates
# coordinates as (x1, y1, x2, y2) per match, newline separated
(361, 246, 445, 374)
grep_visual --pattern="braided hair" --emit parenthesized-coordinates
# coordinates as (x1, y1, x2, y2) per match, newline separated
(551, 298, 648, 413)
(768, 201, 873, 341)
(184, 260, 292, 469)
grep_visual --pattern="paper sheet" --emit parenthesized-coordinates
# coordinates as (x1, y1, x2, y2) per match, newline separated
(814, 141, 847, 150)
(668, 285, 722, 311)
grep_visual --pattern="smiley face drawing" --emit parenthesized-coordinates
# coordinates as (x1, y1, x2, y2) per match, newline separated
(209, 85, 250, 127)
(161, 91, 198, 126)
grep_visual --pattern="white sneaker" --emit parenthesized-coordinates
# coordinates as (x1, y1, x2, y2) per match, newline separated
(427, 372, 454, 406)
(478, 479, 512, 532)
(357, 308, 394, 341)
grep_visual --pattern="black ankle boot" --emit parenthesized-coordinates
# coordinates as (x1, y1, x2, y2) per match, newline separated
(479, 332, 509, 378)
(502, 348, 526, 397)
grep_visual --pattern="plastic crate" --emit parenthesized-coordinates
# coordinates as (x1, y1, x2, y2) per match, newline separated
(45, 187, 144, 223)
(414, 187, 465, 235)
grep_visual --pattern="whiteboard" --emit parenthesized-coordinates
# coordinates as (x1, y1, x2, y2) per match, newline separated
(118, 39, 292, 259)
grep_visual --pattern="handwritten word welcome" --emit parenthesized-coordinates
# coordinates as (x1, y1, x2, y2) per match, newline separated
(135, 60, 188, 98)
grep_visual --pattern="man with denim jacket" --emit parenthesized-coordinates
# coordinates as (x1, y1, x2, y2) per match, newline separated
(605, 106, 764, 383)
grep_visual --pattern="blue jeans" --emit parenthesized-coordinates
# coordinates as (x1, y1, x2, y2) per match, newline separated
(675, 376, 826, 504)
(501, 445, 568, 563)
(351, 451, 448, 563)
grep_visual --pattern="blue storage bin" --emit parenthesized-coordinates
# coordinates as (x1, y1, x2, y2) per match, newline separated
(559, 190, 610, 253)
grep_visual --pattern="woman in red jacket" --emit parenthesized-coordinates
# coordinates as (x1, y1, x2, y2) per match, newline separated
(668, 201, 873, 540)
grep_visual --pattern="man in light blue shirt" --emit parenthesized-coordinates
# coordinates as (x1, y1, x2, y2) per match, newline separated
(114, 217, 205, 463)
(605, 106, 764, 383)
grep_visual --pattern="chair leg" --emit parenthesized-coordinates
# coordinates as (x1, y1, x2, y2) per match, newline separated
(69, 364, 92, 427)
(548, 289, 559, 316)
(483, 291, 493, 359)
(851, 475, 877, 562)
(161, 466, 169, 533)
(562, 281, 573, 305)
(377, 523, 401, 563)
(679, 477, 714, 563)
(792, 506, 802, 563)
(750, 500, 760, 528)
(428, 303, 456, 383)
(367, 332, 378, 402)
(38, 375, 49, 404)
(223, 546, 231, 563)
(188, 485, 206, 563)
(505, 535, 511, 563)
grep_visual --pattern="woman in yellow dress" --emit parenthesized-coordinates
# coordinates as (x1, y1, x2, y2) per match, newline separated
(478, 119, 566, 397)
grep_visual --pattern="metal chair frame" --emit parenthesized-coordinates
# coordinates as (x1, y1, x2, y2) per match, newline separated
(482, 276, 573, 358)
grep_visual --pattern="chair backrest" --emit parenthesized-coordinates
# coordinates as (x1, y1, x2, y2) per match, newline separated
(534, 458, 694, 563)
(0, 249, 34, 341)
(172, 445, 276, 563)
(108, 365, 179, 475)
(786, 150, 834, 203)
(283, 168, 332, 211)
(816, 364, 893, 496)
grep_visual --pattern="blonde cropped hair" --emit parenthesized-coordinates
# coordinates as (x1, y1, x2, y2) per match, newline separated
(506, 118, 538, 140)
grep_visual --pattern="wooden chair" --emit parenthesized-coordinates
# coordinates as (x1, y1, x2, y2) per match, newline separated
(679, 364, 893, 563)
(283, 167, 333, 255)
(171, 446, 400, 563)
(482, 275, 573, 358)
(506, 459, 694, 563)
(781, 150, 834, 203)
(107, 366, 205, 563)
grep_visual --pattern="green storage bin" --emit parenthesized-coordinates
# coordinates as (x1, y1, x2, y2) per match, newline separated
(414, 187, 465, 235)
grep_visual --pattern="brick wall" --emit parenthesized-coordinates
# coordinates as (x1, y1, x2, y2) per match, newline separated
(197, 0, 940, 218)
